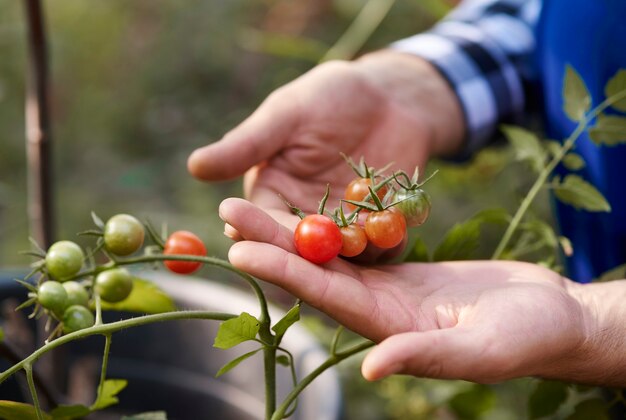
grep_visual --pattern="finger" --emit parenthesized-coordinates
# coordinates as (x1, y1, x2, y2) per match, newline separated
(362, 329, 504, 383)
(223, 223, 243, 242)
(219, 197, 297, 253)
(228, 241, 377, 334)
(187, 92, 298, 181)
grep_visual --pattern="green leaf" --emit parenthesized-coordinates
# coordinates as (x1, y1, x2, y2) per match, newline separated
(563, 65, 591, 121)
(90, 379, 128, 411)
(471, 208, 511, 225)
(216, 348, 262, 377)
(604, 68, 626, 112)
(553, 174, 611, 212)
(50, 404, 91, 419)
(594, 263, 626, 282)
(272, 304, 300, 337)
(501, 125, 546, 172)
(521, 219, 559, 249)
(404, 235, 430, 262)
(589, 114, 626, 146)
(528, 380, 569, 419)
(91, 211, 105, 230)
(448, 384, 495, 420)
(214, 312, 260, 349)
(276, 355, 290, 366)
(0, 326, 4, 342)
(545, 140, 563, 158)
(98, 277, 176, 314)
(0, 401, 51, 420)
(562, 153, 586, 171)
(433, 220, 481, 262)
(122, 412, 168, 420)
(565, 398, 609, 420)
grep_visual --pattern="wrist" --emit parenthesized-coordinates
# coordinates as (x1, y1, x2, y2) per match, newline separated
(563, 279, 626, 386)
(352, 50, 465, 157)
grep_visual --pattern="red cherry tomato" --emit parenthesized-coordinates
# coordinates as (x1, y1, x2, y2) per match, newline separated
(344, 178, 387, 210)
(294, 215, 342, 264)
(163, 230, 207, 274)
(339, 224, 368, 258)
(364, 209, 406, 249)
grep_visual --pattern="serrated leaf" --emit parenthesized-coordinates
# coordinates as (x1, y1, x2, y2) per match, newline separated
(214, 312, 260, 349)
(91, 211, 105, 230)
(501, 125, 546, 172)
(98, 277, 176, 314)
(404, 235, 430, 262)
(122, 411, 168, 420)
(604, 69, 626, 112)
(565, 398, 609, 420)
(216, 348, 262, 377)
(553, 174, 611, 212)
(90, 379, 128, 411)
(272, 304, 300, 337)
(528, 380, 568, 419)
(563, 65, 591, 121)
(433, 220, 481, 262)
(588, 114, 626, 146)
(562, 153, 586, 171)
(448, 384, 495, 420)
(50, 404, 91, 419)
(276, 355, 290, 366)
(0, 401, 51, 420)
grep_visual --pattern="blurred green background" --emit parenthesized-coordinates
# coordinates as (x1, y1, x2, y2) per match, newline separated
(0, 0, 573, 419)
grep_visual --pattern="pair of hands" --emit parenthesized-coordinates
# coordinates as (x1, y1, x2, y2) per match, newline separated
(187, 53, 611, 385)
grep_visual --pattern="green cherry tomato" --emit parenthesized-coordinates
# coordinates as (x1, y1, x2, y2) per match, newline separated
(104, 214, 145, 256)
(38, 281, 68, 314)
(62, 305, 95, 333)
(94, 268, 134, 303)
(62, 281, 90, 308)
(393, 188, 431, 227)
(45, 241, 84, 281)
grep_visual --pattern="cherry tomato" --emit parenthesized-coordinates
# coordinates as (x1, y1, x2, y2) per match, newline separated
(393, 188, 431, 227)
(45, 241, 84, 281)
(63, 305, 95, 333)
(163, 230, 207, 274)
(339, 224, 368, 258)
(63, 281, 90, 308)
(294, 215, 342, 264)
(95, 268, 133, 303)
(38, 281, 68, 314)
(104, 214, 145, 256)
(364, 209, 406, 249)
(344, 178, 388, 210)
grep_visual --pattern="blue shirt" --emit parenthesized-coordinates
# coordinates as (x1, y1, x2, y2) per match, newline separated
(391, 0, 626, 282)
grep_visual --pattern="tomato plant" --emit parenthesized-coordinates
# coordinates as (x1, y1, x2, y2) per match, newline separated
(45, 240, 84, 281)
(37, 281, 68, 315)
(393, 188, 431, 227)
(95, 268, 134, 303)
(62, 305, 95, 333)
(104, 214, 145, 256)
(364, 209, 406, 249)
(163, 230, 207, 274)
(294, 214, 342, 264)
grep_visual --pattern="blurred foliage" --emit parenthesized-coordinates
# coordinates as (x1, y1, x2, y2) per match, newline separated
(0, 0, 580, 419)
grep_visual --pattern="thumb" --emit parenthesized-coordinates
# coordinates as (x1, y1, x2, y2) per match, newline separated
(188, 92, 298, 181)
(361, 329, 502, 383)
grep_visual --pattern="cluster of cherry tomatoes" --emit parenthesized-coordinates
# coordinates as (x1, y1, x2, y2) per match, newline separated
(22, 214, 207, 337)
(292, 156, 432, 264)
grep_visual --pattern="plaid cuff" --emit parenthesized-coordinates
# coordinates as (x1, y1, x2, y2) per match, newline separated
(390, 0, 540, 155)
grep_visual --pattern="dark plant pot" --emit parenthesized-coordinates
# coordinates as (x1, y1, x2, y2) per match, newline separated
(0, 270, 342, 420)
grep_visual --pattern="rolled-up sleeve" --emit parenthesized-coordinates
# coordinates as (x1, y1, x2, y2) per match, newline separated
(391, 0, 541, 154)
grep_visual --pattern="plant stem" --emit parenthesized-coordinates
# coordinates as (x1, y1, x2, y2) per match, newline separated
(264, 346, 277, 420)
(330, 325, 344, 356)
(271, 340, 374, 420)
(491, 89, 626, 260)
(96, 334, 112, 401)
(0, 310, 236, 385)
(24, 363, 44, 420)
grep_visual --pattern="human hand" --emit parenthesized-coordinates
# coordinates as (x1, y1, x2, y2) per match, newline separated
(219, 197, 626, 386)
(189, 52, 464, 235)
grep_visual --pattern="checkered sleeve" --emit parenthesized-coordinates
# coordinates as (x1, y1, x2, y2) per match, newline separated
(391, 0, 542, 155)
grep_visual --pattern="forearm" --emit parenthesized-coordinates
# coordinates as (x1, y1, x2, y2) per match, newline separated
(352, 50, 466, 157)
(564, 279, 626, 386)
